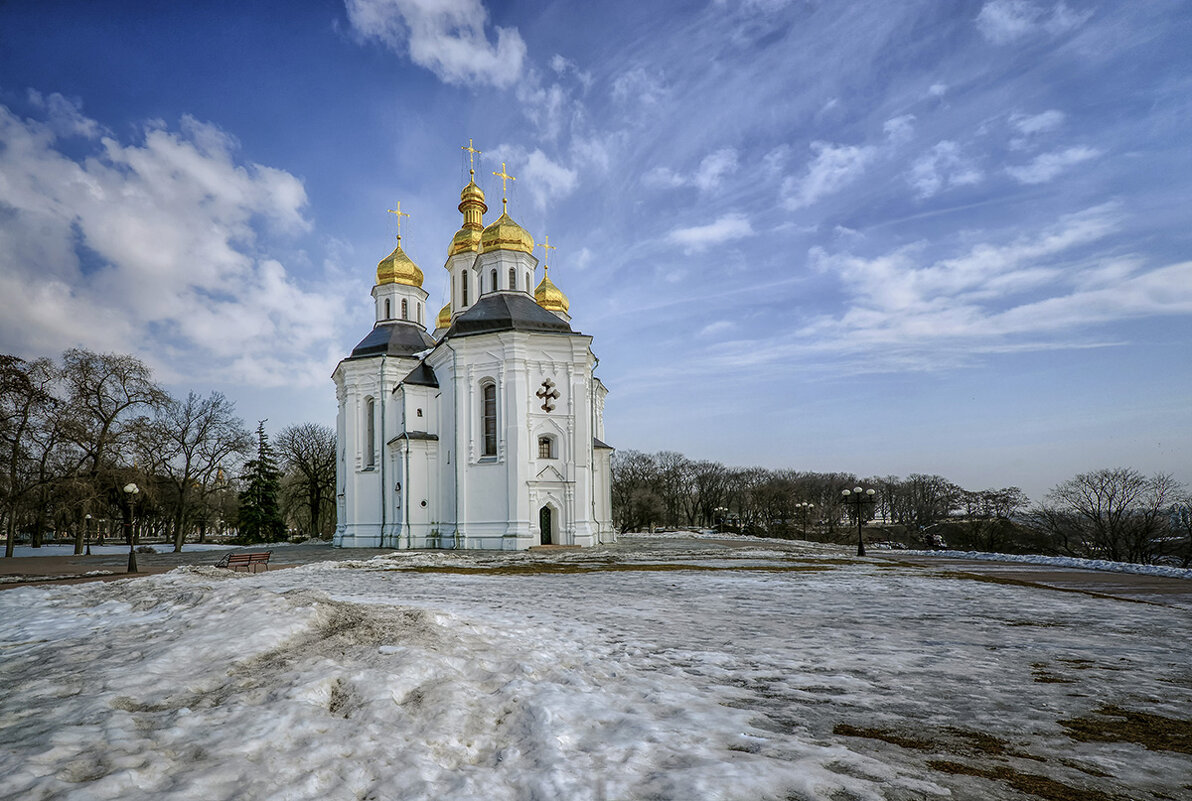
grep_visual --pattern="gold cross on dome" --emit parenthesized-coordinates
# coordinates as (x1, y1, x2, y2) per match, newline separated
(492, 162, 516, 213)
(387, 202, 409, 240)
(460, 138, 482, 177)
(538, 235, 556, 274)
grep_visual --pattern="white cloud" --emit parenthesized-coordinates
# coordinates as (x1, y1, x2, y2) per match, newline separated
(977, 1, 1091, 45)
(693, 148, 739, 192)
(928, 83, 948, 97)
(521, 148, 579, 210)
(611, 67, 665, 108)
(883, 114, 916, 143)
(699, 320, 736, 338)
(0, 100, 345, 388)
(799, 205, 1152, 358)
(1012, 109, 1065, 135)
(26, 90, 103, 139)
(908, 141, 983, 198)
(1006, 145, 1099, 184)
(642, 148, 739, 193)
(344, 0, 525, 88)
(666, 213, 754, 253)
(781, 141, 876, 210)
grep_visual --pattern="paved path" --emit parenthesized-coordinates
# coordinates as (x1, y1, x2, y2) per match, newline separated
(876, 552, 1192, 610)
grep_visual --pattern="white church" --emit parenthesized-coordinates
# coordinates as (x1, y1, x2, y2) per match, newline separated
(332, 152, 615, 550)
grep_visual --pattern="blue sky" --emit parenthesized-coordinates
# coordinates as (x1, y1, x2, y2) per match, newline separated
(1, 0, 1189, 500)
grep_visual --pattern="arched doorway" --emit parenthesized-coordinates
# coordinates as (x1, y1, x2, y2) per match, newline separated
(539, 505, 553, 545)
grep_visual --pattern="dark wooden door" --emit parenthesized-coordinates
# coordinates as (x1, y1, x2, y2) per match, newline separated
(539, 506, 552, 545)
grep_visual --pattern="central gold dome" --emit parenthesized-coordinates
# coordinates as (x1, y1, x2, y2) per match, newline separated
(480, 212, 534, 255)
(376, 242, 424, 287)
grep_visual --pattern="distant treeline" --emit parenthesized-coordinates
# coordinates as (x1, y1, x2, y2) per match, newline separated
(611, 450, 1192, 568)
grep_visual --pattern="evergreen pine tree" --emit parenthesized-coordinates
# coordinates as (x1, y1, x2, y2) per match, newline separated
(237, 420, 286, 543)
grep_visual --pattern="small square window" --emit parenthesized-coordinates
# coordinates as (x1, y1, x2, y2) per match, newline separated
(538, 436, 554, 459)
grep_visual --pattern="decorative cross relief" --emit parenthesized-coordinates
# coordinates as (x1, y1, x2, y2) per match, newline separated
(536, 379, 561, 412)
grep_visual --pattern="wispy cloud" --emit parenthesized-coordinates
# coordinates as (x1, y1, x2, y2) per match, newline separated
(1011, 109, 1065, 135)
(976, 0, 1092, 45)
(344, 0, 525, 88)
(666, 213, 754, 253)
(644, 147, 739, 192)
(908, 141, 983, 198)
(1006, 145, 1099, 184)
(781, 141, 876, 210)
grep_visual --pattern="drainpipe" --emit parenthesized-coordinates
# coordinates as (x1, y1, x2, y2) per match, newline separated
(379, 355, 387, 546)
(444, 339, 461, 549)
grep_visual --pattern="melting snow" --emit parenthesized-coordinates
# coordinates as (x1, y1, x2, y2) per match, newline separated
(1, 539, 1189, 800)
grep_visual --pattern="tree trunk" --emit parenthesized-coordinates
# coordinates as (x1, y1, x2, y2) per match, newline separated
(73, 519, 85, 555)
(4, 512, 15, 558)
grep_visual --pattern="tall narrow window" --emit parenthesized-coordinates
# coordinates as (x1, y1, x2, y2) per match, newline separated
(365, 398, 376, 468)
(482, 383, 497, 457)
(384, 299, 391, 319)
(509, 267, 516, 291)
(417, 303, 423, 324)
(401, 298, 408, 319)
(525, 272, 530, 292)
(462, 271, 468, 306)
(490, 269, 497, 293)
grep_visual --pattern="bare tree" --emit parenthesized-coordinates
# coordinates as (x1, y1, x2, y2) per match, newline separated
(1032, 468, 1183, 563)
(275, 422, 336, 539)
(1, 356, 61, 556)
(141, 391, 252, 552)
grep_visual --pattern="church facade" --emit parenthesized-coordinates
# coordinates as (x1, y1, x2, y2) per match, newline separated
(332, 159, 614, 550)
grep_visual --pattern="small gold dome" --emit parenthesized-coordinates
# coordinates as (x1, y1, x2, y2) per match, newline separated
(480, 212, 534, 255)
(376, 242, 424, 287)
(436, 302, 452, 329)
(534, 272, 569, 313)
(459, 180, 486, 208)
(448, 226, 483, 257)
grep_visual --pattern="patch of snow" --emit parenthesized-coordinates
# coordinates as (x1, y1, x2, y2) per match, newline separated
(1, 541, 1189, 799)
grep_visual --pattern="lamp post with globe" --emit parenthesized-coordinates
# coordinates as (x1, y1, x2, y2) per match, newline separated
(84, 514, 92, 555)
(123, 483, 140, 573)
(840, 486, 876, 557)
(796, 501, 815, 539)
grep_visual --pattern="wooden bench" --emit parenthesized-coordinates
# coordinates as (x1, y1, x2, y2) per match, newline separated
(214, 551, 272, 572)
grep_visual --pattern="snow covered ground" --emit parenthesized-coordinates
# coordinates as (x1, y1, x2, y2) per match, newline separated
(896, 549, 1192, 580)
(2, 538, 1190, 800)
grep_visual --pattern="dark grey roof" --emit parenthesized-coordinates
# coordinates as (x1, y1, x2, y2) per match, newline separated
(594, 438, 614, 450)
(447, 292, 574, 338)
(400, 361, 438, 388)
(348, 322, 436, 359)
(389, 431, 439, 443)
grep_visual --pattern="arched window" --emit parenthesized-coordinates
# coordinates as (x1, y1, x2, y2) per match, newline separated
(481, 382, 497, 457)
(509, 267, 516, 291)
(417, 303, 423, 324)
(538, 436, 555, 459)
(401, 298, 408, 320)
(384, 299, 391, 319)
(525, 272, 531, 292)
(364, 398, 376, 468)
(461, 271, 468, 306)
(490, 269, 497, 293)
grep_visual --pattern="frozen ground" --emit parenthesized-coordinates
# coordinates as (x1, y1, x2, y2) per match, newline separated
(1, 537, 1190, 801)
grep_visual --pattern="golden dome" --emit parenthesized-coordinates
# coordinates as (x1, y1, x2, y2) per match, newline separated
(436, 302, 452, 329)
(448, 226, 483, 257)
(534, 271, 569, 313)
(459, 180, 486, 208)
(376, 241, 424, 287)
(480, 212, 534, 255)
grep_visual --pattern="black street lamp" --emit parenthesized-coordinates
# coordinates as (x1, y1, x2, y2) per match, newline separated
(84, 514, 92, 556)
(123, 483, 140, 574)
(840, 486, 876, 557)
